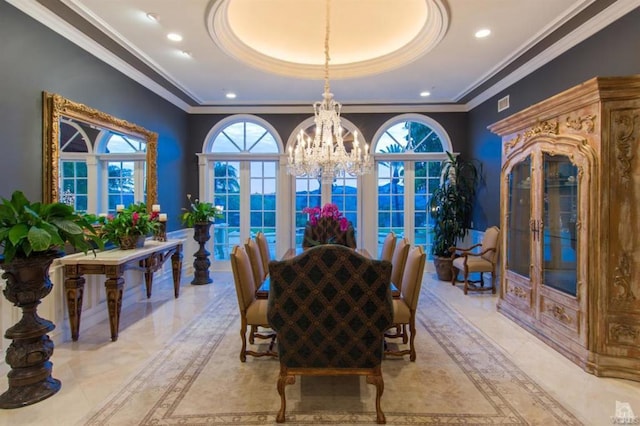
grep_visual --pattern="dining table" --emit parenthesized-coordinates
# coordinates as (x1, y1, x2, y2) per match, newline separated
(255, 246, 400, 299)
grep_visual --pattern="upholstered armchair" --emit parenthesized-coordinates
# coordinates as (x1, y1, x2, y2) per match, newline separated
(301, 217, 356, 249)
(449, 226, 501, 295)
(268, 245, 393, 424)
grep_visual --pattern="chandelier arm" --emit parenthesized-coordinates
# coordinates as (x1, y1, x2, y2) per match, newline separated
(286, 0, 372, 182)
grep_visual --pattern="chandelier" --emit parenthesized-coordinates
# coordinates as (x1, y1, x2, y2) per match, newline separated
(286, 0, 373, 183)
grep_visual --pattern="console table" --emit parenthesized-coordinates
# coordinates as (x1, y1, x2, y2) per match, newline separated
(59, 239, 184, 342)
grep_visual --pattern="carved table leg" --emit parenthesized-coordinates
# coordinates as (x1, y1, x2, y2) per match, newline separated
(171, 244, 183, 298)
(64, 265, 85, 342)
(143, 262, 154, 299)
(104, 266, 125, 342)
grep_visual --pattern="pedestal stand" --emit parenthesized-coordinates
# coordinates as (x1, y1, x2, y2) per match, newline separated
(0, 251, 62, 408)
(191, 222, 212, 285)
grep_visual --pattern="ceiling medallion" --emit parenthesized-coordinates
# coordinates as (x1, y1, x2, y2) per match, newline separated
(206, 0, 449, 79)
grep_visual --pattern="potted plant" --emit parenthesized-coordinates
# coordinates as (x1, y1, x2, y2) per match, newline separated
(301, 203, 355, 248)
(98, 203, 159, 249)
(181, 194, 223, 285)
(429, 152, 480, 281)
(0, 190, 102, 408)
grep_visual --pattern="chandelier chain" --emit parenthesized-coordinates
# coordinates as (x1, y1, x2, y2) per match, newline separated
(286, 0, 373, 183)
(323, 0, 331, 96)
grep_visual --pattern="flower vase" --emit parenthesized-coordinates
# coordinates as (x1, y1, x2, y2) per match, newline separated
(118, 235, 146, 250)
(191, 222, 212, 285)
(0, 250, 63, 408)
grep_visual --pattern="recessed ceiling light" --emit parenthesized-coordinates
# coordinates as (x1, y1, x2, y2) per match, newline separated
(180, 50, 192, 58)
(475, 28, 491, 38)
(167, 33, 183, 42)
(226, 92, 237, 99)
(146, 13, 158, 22)
(420, 91, 431, 97)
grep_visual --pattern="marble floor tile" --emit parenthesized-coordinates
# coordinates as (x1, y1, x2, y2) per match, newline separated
(0, 271, 638, 425)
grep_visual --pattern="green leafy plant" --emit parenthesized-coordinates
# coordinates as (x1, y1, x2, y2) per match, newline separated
(0, 190, 102, 262)
(180, 194, 223, 227)
(429, 152, 480, 257)
(98, 203, 159, 245)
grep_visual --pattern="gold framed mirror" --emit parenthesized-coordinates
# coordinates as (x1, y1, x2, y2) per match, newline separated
(42, 92, 157, 208)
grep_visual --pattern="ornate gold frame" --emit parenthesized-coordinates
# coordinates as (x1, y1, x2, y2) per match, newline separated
(42, 92, 157, 206)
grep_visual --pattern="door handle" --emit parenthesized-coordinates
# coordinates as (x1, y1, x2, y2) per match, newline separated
(530, 219, 540, 241)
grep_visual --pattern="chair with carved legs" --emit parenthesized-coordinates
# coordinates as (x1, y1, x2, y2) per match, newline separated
(449, 226, 500, 295)
(385, 246, 426, 361)
(230, 245, 277, 362)
(268, 245, 393, 423)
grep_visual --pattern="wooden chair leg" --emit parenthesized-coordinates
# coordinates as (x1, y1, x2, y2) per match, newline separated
(451, 265, 457, 286)
(249, 325, 256, 344)
(409, 317, 417, 362)
(402, 324, 408, 344)
(366, 367, 386, 424)
(491, 271, 497, 294)
(463, 269, 469, 295)
(276, 368, 295, 423)
(240, 317, 247, 362)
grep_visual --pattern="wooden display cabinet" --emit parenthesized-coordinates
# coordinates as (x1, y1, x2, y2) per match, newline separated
(489, 75, 640, 381)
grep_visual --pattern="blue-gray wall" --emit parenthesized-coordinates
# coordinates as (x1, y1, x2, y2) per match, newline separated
(2, 0, 638, 232)
(468, 7, 640, 230)
(0, 1, 189, 230)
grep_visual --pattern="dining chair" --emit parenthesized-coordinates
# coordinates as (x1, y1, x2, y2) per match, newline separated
(379, 232, 396, 262)
(450, 226, 500, 295)
(391, 237, 410, 290)
(386, 245, 426, 362)
(230, 245, 276, 362)
(245, 237, 267, 285)
(268, 245, 393, 423)
(255, 231, 271, 275)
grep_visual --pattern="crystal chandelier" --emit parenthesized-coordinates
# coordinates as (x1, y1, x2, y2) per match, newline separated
(287, 0, 373, 183)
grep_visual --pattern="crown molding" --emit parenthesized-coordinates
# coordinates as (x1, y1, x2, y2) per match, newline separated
(6, 0, 191, 111)
(465, 0, 640, 111)
(188, 103, 467, 114)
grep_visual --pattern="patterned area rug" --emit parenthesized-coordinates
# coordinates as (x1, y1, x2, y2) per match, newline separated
(81, 279, 583, 425)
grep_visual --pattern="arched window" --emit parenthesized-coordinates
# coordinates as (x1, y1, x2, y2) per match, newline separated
(200, 115, 282, 261)
(59, 118, 91, 212)
(98, 132, 147, 213)
(371, 114, 453, 258)
(58, 118, 149, 214)
(288, 117, 364, 247)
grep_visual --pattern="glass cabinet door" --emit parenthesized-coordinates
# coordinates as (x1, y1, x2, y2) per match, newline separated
(506, 156, 532, 278)
(541, 153, 578, 296)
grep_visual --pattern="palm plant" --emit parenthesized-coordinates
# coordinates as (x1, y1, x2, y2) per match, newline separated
(429, 152, 480, 259)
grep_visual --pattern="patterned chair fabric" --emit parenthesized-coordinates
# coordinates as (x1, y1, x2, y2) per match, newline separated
(301, 217, 357, 249)
(268, 244, 393, 423)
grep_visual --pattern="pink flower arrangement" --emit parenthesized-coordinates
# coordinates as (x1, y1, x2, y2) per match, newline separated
(303, 203, 349, 232)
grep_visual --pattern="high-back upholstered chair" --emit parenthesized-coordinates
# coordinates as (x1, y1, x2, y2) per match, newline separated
(450, 226, 501, 295)
(386, 246, 426, 362)
(379, 232, 396, 262)
(268, 245, 393, 424)
(301, 217, 356, 249)
(230, 245, 277, 362)
(390, 238, 410, 287)
(245, 237, 267, 285)
(255, 231, 271, 274)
